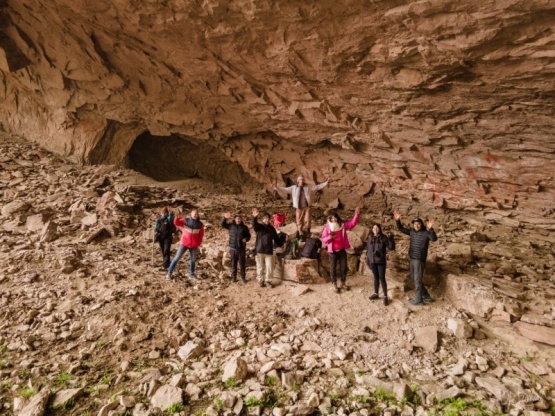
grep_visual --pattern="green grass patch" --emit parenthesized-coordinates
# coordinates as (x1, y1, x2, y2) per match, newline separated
(224, 377, 237, 388)
(166, 402, 185, 413)
(55, 371, 72, 385)
(244, 396, 265, 408)
(20, 386, 36, 399)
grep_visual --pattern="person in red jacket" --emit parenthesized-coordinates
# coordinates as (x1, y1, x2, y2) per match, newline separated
(167, 208, 205, 281)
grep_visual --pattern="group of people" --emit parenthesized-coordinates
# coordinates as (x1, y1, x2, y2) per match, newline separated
(153, 175, 438, 306)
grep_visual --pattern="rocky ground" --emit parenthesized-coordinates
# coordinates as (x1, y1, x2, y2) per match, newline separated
(0, 133, 554, 416)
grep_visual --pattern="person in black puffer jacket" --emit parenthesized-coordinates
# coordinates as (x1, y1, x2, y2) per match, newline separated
(366, 224, 395, 306)
(394, 210, 438, 305)
(252, 207, 283, 288)
(221, 212, 251, 283)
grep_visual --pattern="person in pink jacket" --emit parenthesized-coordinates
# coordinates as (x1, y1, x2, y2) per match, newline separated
(321, 207, 361, 293)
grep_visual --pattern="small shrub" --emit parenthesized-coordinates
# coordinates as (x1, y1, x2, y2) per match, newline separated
(442, 397, 467, 416)
(244, 396, 264, 408)
(99, 372, 113, 385)
(329, 391, 340, 400)
(213, 397, 224, 410)
(373, 387, 395, 403)
(55, 371, 72, 385)
(355, 395, 369, 404)
(264, 375, 277, 387)
(166, 402, 185, 413)
(21, 386, 36, 399)
(224, 377, 237, 388)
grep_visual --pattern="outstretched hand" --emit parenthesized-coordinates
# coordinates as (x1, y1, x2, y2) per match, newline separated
(354, 206, 361, 215)
(393, 210, 401, 220)
(427, 218, 434, 229)
(252, 208, 259, 217)
(223, 212, 231, 219)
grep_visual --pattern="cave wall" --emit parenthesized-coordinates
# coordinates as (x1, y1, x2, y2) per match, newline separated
(0, 0, 554, 226)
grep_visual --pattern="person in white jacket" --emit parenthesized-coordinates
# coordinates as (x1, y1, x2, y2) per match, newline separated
(274, 175, 329, 239)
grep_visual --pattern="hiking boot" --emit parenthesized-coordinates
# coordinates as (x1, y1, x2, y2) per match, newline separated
(267, 281, 274, 288)
(331, 283, 340, 293)
(369, 293, 379, 300)
(342, 283, 350, 291)
(240, 278, 247, 284)
(409, 299, 423, 306)
(383, 296, 389, 306)
(189, 275, 197, 282)
(231, 277, 237, 283)
(166, 272, 172, 281)
(423, 295, 433, 303)
(259, 281, 266, 288)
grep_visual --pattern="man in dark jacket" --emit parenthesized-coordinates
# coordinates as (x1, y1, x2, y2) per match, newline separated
(252, 208, 282, 288)
(221, 212, 251, 283)
(394, 210, 438, 305)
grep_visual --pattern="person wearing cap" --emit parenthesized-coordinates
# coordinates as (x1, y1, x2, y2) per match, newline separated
(321, 207, 361, 293)
(252, 207, 283, 288)
(273, 175, 329, 240)
(393, 210, 438, 305)
(221, 211, 251, 283)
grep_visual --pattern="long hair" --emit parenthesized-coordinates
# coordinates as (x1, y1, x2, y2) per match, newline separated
(369, 223, 384, 243)
(327, 212, 343, 225)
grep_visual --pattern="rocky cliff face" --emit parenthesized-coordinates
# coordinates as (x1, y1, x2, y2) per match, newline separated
(1, 0, 554, 225)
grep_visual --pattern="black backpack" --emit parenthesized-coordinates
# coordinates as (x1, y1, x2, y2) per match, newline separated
(301, 238, 322, 259)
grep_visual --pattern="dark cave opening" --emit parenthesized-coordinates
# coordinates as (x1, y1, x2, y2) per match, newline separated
(127, 132, 252, 187)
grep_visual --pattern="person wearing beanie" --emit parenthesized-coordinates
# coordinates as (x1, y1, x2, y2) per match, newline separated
(273, 174, 329, 241)
(393, 210, 438, 305)
(221, 211, 251, 283)
(252, 207, 283, 288)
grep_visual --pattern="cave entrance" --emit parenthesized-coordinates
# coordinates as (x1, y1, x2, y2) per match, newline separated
(127, 132, 251, 189)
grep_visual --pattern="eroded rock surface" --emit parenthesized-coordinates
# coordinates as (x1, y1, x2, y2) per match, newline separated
(0, 0, 554, 226)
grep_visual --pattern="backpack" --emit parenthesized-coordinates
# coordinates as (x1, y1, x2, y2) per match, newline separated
(301, 237, 322, 259)
(156, 216, 173, 240)
(273, 212, 286, 228)
(282, 237, 299, 260)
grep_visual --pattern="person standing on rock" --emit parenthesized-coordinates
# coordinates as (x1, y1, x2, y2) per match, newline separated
(273, 175, 329, 241)
(252, 208, 282, 288)
(167, 208, 205, 281)
(321, 207, 361, 293)
(154, 207, 176, 270)
(221, 212, 251, 283)
(393, 211, 437, 305)
(366, 223, 395, 306)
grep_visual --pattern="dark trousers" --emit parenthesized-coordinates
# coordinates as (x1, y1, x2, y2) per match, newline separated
(410, 259, 430, 302)
(158, 238, 172, 269)
(370, 263, 388, 297)
(230, 248, 247, 280)
(328, 249, 348, 283)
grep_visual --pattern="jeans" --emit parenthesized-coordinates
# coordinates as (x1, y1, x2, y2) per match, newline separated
(158, 238, 173, 269)
(230, 248, 246, 280)
(168, 245, 197, 277)
(370, 263, 387, 297)
(256, 253, 274, 283)
(410, 259, 430, 302)
(328, 249, 347, 283)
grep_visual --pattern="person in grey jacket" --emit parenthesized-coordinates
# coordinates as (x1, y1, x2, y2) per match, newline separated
(393, 210, 438, 305)
(274, 175, 329, 240)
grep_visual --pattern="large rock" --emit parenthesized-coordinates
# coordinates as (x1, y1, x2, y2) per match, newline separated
(17, 388, 51, 416)
(150, 385, 184, 411)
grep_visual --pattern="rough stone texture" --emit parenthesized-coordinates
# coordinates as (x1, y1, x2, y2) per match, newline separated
(1, 0, 555, 225)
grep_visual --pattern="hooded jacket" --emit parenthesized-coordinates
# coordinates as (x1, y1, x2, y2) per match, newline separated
(175, 216, 205, 249)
